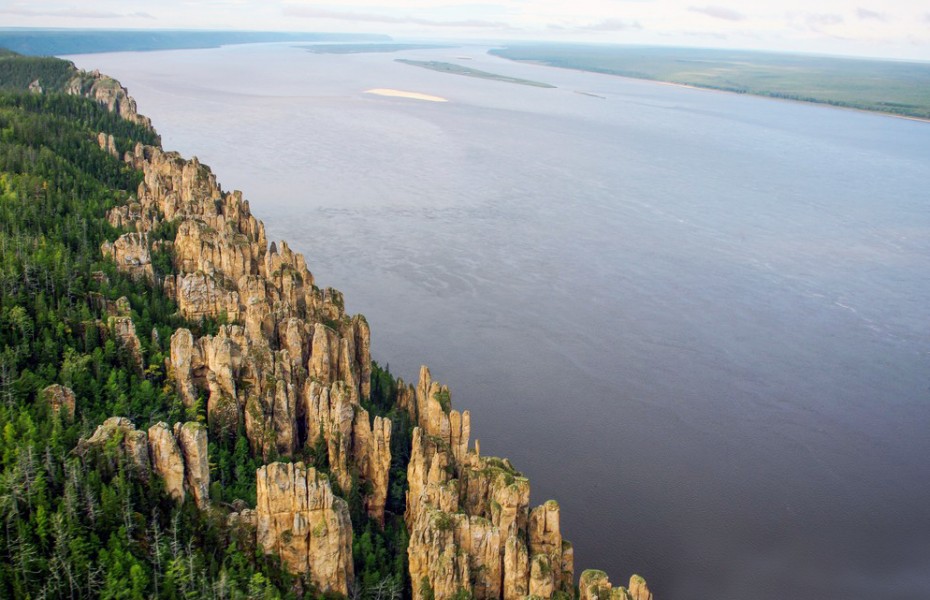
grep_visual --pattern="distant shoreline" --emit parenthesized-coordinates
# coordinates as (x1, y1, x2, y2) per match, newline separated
(493, 51, 930, 124)
(645, 76, 930, 124)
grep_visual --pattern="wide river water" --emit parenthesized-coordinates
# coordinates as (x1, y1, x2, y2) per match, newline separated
(69, 44, 930, 600)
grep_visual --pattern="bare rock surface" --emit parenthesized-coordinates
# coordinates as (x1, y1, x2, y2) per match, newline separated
(255, 462, 354, 593)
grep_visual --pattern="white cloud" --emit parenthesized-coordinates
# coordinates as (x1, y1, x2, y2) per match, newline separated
(688, 5, 745, 22)
(576, 18, 643, 31)
(856, 8, 885, 21)
(0, 6, 148, 19)
(281, 6, 513, 29)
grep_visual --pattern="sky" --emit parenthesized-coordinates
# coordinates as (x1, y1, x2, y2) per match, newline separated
(2, 0, 930, 60)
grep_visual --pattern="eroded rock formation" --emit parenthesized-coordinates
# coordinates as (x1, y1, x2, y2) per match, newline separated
(148, 422, 187, 503)
(175, 421, 210, 509)
(403, 367, 576, 600)
(255, 462, 354, 594)
(101, 232, 154, 283)
(108, 314, 144, 374)
(78, 417, 210, 508)
(77, 417, 150, 476)
(101, 138, 389, 526)
(578, 570, 653, 600)
(67, 69, 154, 130)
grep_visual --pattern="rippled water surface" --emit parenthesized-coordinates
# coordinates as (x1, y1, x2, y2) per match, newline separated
(69, 44, 930, 600)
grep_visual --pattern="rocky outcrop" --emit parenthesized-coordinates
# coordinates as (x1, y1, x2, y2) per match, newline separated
(170, 328, 198, 406)
(77, 417, 150, 476)
(579, 570, 652, 600)
(42, 384, 76, 421)
(108, 314, 144, 374)
(147, 422, 186, 503)
(403, 367, 585, 600)
(401, 367, 470, 463)
(255, 462, 353, 593)
(78, 417, 211, 508)
(106, 143, 385, 513)
(529, 500, 566, 594)
(88, 80, 652, 600)
(98, 131, 118, 158)
(503, 533, 530, 600)
(174, 422, 210, 509)
(628, 575, 653, 600)
(67, 69, 154, 130)
(101, 232, 154, 283)
(302, 379, 392, 524)
(353, 409, 392, 525)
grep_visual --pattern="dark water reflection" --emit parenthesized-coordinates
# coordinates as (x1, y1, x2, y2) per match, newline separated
(69, 44, 930, 600)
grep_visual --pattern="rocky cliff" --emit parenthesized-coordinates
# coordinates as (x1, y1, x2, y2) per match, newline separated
(578, 570, 653, 600)
(66, 69, 154, 130)
(402, 368, 576, 600)
(81, 66, 653, 599)
(254, 462, 354, 594)
(77, 417, 210, 508)
(94, 129, 392, 572)
(103, 139, 389, 524)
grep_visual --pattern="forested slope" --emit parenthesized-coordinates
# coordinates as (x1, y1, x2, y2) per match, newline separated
(0, 53, 330, 598)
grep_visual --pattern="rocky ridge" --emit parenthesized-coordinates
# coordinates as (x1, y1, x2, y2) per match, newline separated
(78, 67, 653, 599)
(106, 141, 389, 524)
(77, 417, 210, 509)
(66, 69, 154, 130)
(254, 462, 355, 594)
(400, 367, 576, 600)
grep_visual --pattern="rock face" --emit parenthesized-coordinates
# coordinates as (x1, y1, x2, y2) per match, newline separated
(77, 417, 150, 476)
(255, 462, 354, 594)
(108, 314, 144, 374)
(42, 384, 76, 421)
(628, 575, 653, 600)
(174, 422, 210, 509)
(101, 232, 154, 283)
(98, 131, 118, 158)
(99, 138, 389, 523)
(67, 69, 154, 130)
(79, 417, 211, 509)
(96, 125, 389, 572)
(403, 367, 575, 600)
(578, 570, 652, 600)
(147, 422, 187, 503)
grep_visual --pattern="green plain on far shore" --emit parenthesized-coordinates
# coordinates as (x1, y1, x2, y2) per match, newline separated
(491, 44, 930, 120)
(396, 59, 556, 88)
(300, 43, 451, 54)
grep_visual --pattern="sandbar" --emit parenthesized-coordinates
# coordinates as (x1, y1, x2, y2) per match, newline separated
(365, 88, 448, 102)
